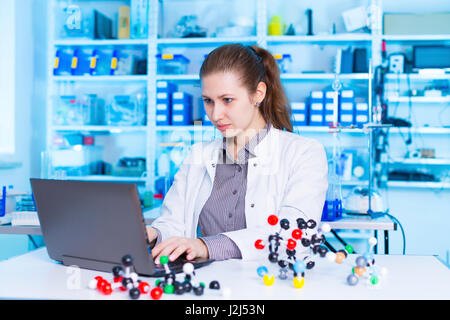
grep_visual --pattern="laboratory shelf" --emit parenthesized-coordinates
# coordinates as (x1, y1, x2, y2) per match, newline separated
(157, 36, 258, 46)
(156, 125, 216, 132)
(387, 127, 450, 135)
(381, 34, 450, 42)
(386, 181, 450, 189)
(61, 175, 147, 183)
(52, 125, 148, 133)
(385, 73, 450, 80)
(267, 34, 372, 44)
(155, 74, 200, 81)
(294, 126, 365, 134)
(53, 39, 149, 46)
(280, 73, 370, 80)
(385, 96, 450, 103)
(52, 75, 148, 82)
(389, 158, 450, 165)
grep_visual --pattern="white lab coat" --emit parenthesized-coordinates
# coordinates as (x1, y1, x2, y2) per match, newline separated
(151, 125, 328, 261)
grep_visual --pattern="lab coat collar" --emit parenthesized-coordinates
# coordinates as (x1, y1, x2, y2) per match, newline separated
(201, 124, 278, 180)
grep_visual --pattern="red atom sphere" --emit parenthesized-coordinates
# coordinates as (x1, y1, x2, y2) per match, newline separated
(287, 239, 297, 250)
(138, 281, 151, 294)
(267, 215, 278, 226)
(150, 287, 163, 300)
(254, 239, 265, 250)
(291, 229, 302, 240)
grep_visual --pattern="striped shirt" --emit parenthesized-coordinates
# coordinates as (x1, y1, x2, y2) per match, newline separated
(198, 124, 270, 260)
(153, 124, 270, 261)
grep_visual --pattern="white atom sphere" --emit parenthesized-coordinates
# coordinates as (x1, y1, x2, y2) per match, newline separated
(369, 237, 378, 246)
(183, 262, 195, 274)
(326, 252, 336, 262)
(222, 287, 232, 298)
(321, 223, 331, 233)
(88, 279, 97, 290)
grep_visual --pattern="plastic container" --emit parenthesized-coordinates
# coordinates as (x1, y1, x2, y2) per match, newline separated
(53, 48, 73, 76)
(56, 4, 94, 39)
(106, 94, 146, 126)
(79, 94, 106, 125)
(51, 146, 103, 177)
(53, 95, 83, 125)
(130, 0, 149, 39)
(111, 157, 146, 177)
(273, 54, 292, 73)
(156, 54, 190, 75)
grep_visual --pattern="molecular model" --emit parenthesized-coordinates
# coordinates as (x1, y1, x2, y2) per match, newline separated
(254, 214, 332, 288)
(89, 254, 159, 299)
(89, 254, 222, 299)
(154, 255, 214, 296)
(325, 237, 388, 287)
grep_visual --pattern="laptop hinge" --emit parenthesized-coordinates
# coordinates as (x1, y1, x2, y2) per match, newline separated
(62, 255, 120, 273)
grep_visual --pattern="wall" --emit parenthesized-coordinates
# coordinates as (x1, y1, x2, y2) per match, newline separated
(0, 0, 47, 261)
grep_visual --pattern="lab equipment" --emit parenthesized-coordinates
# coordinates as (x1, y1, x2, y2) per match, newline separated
(53, 95, 83, 125)
(111, 157, 146, 177)
(254, 215, 331, 288)
(309, 91, 325, 126)
(156, 54, 190, 75)
(273, 54, 292, 73)
(93, 10, 113, 39)
(0, 186, 6, 217)
(58, 4, 93, 38)
(118, 6, 130, 39)
(168, 15, 207, 38)
(106, 94, 146, 126)
(344, 187, 385, 214)
(268, 15, 285, 35)
(130, 0, 149, 39)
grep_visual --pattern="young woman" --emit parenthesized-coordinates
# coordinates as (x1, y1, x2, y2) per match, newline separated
(146, 43, 328, 264)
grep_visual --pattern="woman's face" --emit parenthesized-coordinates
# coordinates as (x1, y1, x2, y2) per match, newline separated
(201, 71, 265, 138)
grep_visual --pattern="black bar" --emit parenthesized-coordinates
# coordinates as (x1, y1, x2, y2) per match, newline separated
(324, 240, 337, 253)
(330, 229, 356, 254)
(374, 230, 378, 254)
(384, 230, 389, 254)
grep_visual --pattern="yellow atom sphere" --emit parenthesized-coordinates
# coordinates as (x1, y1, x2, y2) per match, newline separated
(293, 276, 305, 289)
(354, 267, 366, 277)
(263, 274, 275, 286)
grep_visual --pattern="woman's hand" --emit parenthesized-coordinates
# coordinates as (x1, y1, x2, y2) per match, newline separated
(151, 237, 209, 265)
(146, 226, 159, 246)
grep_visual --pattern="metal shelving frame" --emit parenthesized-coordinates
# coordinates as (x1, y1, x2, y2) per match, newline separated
(44, 0, 450, 191)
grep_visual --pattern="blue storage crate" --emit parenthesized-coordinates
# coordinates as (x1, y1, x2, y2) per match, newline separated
(0, 186, 5, 217)
(324, 91, 338, 126)
(291, 102, 308, 126)
(156, 92, 171, 126)
(199, 97, 213, 126)
(339, 90, 355, 126)
(171, 92, 193, 125)
(321, 199, 343, 221)
(156, 54, 190, 75)
(309, 91, 324, 126)
(355, 102, 369, 126)
(53, 48, 73, 76)
(71, 48, 92, 76)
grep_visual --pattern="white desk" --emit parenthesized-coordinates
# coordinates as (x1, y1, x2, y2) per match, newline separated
(0, 248, 448, 300)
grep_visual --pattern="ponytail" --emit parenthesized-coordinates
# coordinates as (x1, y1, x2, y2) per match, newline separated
(200, 43, 293, 132)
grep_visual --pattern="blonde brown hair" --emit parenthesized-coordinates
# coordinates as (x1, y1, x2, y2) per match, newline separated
(200, 43, 293, 132)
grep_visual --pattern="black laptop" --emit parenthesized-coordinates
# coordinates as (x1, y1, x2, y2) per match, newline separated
(30, 178, 213, 277)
